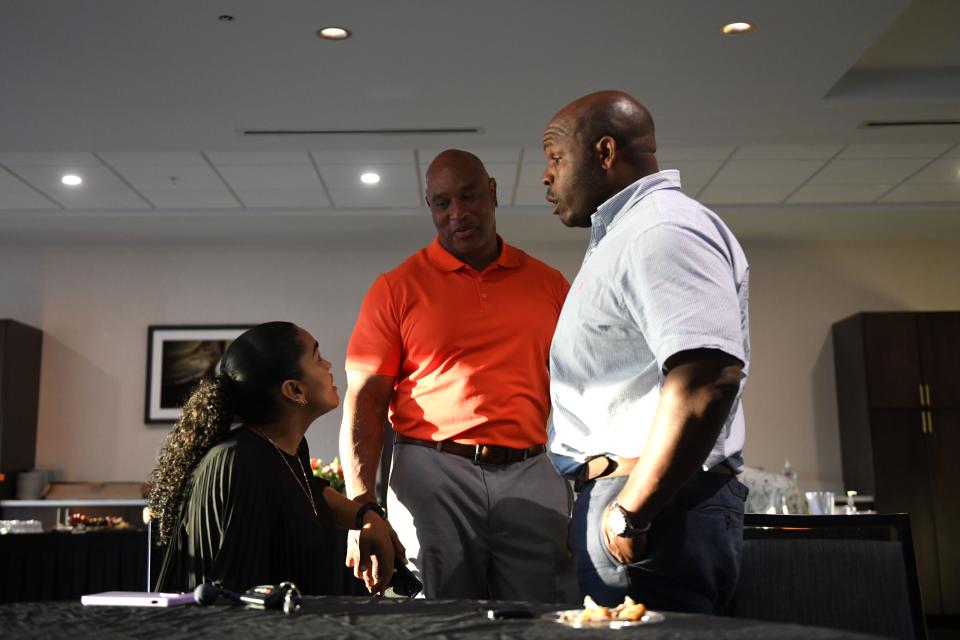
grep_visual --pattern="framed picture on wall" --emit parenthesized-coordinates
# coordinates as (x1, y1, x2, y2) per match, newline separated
(145, 325, 251, 424)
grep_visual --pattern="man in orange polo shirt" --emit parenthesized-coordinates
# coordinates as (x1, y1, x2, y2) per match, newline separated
(339, 149, 576, 602)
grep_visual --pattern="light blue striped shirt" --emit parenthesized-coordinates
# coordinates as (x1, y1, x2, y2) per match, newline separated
(548, 170, 750, 477)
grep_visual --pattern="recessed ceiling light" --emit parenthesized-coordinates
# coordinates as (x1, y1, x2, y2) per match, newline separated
(61, 174, 82, 186)
(360, 172, 381, 185)
(218, 15, 235, 22)
(318, 26, 351, 41)
(722, 21, 754, 35)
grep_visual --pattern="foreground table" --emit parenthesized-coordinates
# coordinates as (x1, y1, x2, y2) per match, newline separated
(0, 595, 884, 639)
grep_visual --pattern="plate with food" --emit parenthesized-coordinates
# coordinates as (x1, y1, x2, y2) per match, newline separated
(545, 595, 665, 629)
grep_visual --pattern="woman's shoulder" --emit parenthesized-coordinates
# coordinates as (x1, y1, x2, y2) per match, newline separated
(195, 428, 262, 473)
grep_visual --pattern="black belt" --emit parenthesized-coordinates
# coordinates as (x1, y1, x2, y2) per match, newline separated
(394, 434, 546, 466)
(574, 455, 734, 492)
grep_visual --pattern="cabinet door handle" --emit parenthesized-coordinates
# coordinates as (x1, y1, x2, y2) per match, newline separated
(924, 384, 931, 406)
(921, 412, 928, 434)
(928, 411, 934, 434)
(919, 384, 926, 406)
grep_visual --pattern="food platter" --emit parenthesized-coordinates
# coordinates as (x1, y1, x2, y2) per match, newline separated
(544, 609, 665, 629)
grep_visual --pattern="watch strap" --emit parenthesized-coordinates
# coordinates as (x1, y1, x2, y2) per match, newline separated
(355, 502, 387, 530)
(610, 500, 651, 537)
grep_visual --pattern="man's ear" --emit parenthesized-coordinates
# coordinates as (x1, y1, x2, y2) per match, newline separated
(280, 379, 305, 405)
(595, 136, 618, 171)
(489, 177, 498, 208)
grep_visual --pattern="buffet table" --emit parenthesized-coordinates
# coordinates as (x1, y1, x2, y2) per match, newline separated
(0, 595, 885, 639)
(0, 529, 148, 602)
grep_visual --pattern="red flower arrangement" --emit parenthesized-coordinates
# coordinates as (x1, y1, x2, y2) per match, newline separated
(310, 456, 346, 494)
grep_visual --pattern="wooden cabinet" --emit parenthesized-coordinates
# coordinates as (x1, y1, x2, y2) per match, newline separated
(833, 312, 960, 615)
(0, 320, 43, 500)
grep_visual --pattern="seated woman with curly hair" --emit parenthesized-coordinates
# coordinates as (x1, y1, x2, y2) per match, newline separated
(150, 321, 402, 595)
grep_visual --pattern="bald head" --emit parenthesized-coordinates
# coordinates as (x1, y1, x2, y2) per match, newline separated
(547, 90, 657, 166)
(426, 149, 489, 190)
(541, 91, 659, 228)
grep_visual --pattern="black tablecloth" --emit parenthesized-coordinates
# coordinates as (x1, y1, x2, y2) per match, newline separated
(0, 596, 885, 639)
(0, 530, 147, 602)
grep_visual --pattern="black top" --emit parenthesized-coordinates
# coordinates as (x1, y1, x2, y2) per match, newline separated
(155, 427, 338, 595)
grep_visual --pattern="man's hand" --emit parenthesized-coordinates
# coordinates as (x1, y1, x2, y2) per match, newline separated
(354, 512, 396, 595)
(348, 520, 407, 569)
(601, 506, 647, 565)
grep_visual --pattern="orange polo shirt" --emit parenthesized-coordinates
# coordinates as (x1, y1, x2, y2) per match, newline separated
(346, 236, 569, 448)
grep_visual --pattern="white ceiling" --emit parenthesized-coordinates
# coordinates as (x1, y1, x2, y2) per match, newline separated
(1, 0, 959, 240)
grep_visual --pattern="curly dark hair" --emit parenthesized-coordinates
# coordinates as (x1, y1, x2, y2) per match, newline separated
(148, 321, 304, 545)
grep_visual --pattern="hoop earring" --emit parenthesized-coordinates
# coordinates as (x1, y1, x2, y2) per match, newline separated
(297, 398, 307, 407)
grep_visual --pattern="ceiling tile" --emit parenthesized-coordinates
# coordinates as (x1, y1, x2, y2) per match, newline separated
(218, 165, 322, 190)
(786, 184, 889, 204)
(879, 184, 960, 203)
(99, 152, 207, 166)
(483, 162, 518, 190)
(111, 164, 227, 190)
(733, 145, 842, 160)
(810, 158, 929, 185)
(656, 146, 735, 161)
(517, 163, 546, 188)
(523, 148, 546, 163)
(906, 157, 960, 184)
(710, 160, 824, 186)
(513, 187, 551, 207)
(0, 170, 34, 191)
(10, 165, 139, 193)
(0, 191, 59, 210)
(0, 152, 102, 167)
(321, 164, 418, 190)
(55, 190, 150, 210)
(329, 188, 420, 209)
(207, 151, 311, 166)
(660, 160, 724, 188)
(837, 143, 952, 159)
(141, 190, 239, 209)
(699, 185, 793, 205)
(311, 150, 415, 165)
(235, 189, 330, 208)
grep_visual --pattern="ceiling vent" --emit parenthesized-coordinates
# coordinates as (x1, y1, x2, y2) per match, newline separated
(859, 119, 960, 129)
(240, 127, 483, 136)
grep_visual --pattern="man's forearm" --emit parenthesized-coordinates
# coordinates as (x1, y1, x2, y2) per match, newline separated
(617, 352, 742, 520)
(339, 392, 388, 502)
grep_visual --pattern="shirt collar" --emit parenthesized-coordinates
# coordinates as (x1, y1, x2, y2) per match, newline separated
(590, 170, 682, 236)
(425, 235, 521, 272)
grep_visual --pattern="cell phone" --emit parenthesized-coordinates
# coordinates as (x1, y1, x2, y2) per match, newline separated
(388, 559, 423, 598)
(485, 607, 535, 620)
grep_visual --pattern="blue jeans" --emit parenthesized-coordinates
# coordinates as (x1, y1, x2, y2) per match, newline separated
(570, 471, 747, 613)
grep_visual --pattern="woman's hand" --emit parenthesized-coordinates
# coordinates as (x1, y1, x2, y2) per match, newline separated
(355, 512, 396, 595)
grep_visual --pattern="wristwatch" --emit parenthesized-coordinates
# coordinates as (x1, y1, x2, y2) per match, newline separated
(355, 502, 387, 530)
(606, 500, 651, 538)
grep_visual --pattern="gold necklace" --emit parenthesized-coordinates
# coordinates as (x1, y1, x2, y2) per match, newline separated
(251, 427, 319, 519)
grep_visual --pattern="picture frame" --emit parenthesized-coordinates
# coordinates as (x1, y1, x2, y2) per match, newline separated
(145, 325, 251, 424)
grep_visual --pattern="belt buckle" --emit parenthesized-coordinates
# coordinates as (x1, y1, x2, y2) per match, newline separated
(473, 444, 483, 464)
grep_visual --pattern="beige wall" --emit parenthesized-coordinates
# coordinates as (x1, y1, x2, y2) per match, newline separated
(2, 220, 959, 492)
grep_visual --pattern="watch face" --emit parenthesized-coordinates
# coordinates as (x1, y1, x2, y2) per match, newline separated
(608, 504, 628, 536)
